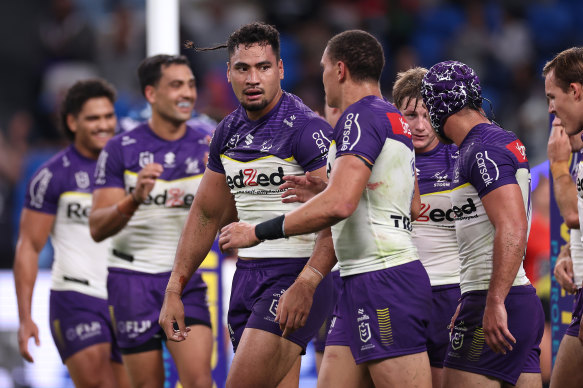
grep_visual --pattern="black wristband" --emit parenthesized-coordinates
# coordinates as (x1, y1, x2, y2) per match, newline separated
(255, 215, 286, 241)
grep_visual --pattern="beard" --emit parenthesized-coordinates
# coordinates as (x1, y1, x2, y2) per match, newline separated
(241, 97, 269, 112)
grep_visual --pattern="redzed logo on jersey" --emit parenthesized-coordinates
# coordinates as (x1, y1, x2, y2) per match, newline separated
(505, 140, 527, 163)
(386, 112, 411, 138)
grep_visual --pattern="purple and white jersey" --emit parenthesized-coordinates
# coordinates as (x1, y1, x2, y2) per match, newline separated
(452, 123, 531, 294)
(25, 146, 108, 299)
(572, 149, 583, 286)
(413, 143, 460, 286)
(95, 122, 209, 273)
(208, 92, 332, 258)
(327, 96, 418, 276)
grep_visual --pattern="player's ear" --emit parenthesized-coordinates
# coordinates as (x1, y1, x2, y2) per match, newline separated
(227, 62, 232, 84)
(278, 59, 284, 80)
(144, 85, 156, 104)
(337, 61, 346, 82)
(571, 82, 583, 101)
(66, 113, 78, 134)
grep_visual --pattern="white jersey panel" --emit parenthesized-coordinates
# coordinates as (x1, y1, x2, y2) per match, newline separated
(51, 192, 109, 299)
(221, 155, 317, 258)
(329, 140, 418, 276)
(570, 229, 583, 286)
(452, 168, 531, 294)
(413, 191, 460, 285)
(108, 172, 202, 273)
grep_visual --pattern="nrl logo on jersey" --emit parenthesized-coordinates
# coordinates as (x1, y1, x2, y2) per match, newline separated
(227, 134, 239, 149)
(139, 151, 154, 168)
(75, 171, 90, 189)
(164, 152, 176, 168)
(185, 157, 201, 174)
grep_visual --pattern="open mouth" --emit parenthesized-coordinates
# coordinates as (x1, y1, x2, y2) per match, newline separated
(92, 130, 114, 139)
(244, 89, 263, 100)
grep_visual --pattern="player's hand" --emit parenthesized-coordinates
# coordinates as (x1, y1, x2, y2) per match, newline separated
(547, 119, 571, 164)
(219, 222, 260, 251)
(133, 163, 163, 203)
(275, 278, 317, 338)
(555, 244, 577, 294)
(159, 291, 191, 342)
(482, 300, 516, 354)
(448, 303, 461, 335)
(280, 171, 327, 204)
(17, 319, 40, 362)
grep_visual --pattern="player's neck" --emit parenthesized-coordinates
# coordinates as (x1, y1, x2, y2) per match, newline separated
(148, 114, 187, 141)
(444, 109, 490, 146)
(339, 81, 382, 112)
(73, 142, 99, 160)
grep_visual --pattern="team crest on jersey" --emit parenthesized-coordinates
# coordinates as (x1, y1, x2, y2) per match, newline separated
(75, 171, 90, 189)
(505, 139, 527, 163)
(139, 151, 154, 168)
(164, 152, 176, 168)
(260, 139, 273, 152)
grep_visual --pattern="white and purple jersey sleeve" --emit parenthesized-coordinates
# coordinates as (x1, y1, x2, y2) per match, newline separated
(208, 92, 333, 259)
(25, 146, 109, 299)
(328, 96, 419, 277)
(451, 123, 531, 293)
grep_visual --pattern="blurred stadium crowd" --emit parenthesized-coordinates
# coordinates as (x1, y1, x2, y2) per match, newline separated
(0, 0, 578, 280)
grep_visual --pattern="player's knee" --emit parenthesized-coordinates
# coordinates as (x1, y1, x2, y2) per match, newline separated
(180, 372, 213, 388)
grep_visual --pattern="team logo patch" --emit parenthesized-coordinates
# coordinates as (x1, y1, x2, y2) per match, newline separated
(75, 171, 90, 189)
(269, 299, 279, 317)
(505, 139, 527, 163)
(139, 151, 154, 168)
(386, 112, 411, 138)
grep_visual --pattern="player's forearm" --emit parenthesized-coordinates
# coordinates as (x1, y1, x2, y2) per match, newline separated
(13, 242, 40, 322)
(552, 175, 580, 228)
(306, 228, 337, 280)
(283, 189, 354, 237)
(487, 223, 527, 304)
(90, 194, 140, 241)
(166, 204, 221, 294)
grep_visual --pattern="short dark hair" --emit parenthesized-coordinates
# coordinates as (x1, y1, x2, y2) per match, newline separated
(392, 67, 429, 111)
(137, 54, 191, 96)
(326, 30, 385, 83)
(227, 22, 280, 61)
(60, 79, 117, 141)
(543, 47, 583, 92)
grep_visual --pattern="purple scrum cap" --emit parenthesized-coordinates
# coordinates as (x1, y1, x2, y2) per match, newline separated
(421, 60, 482, 140)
